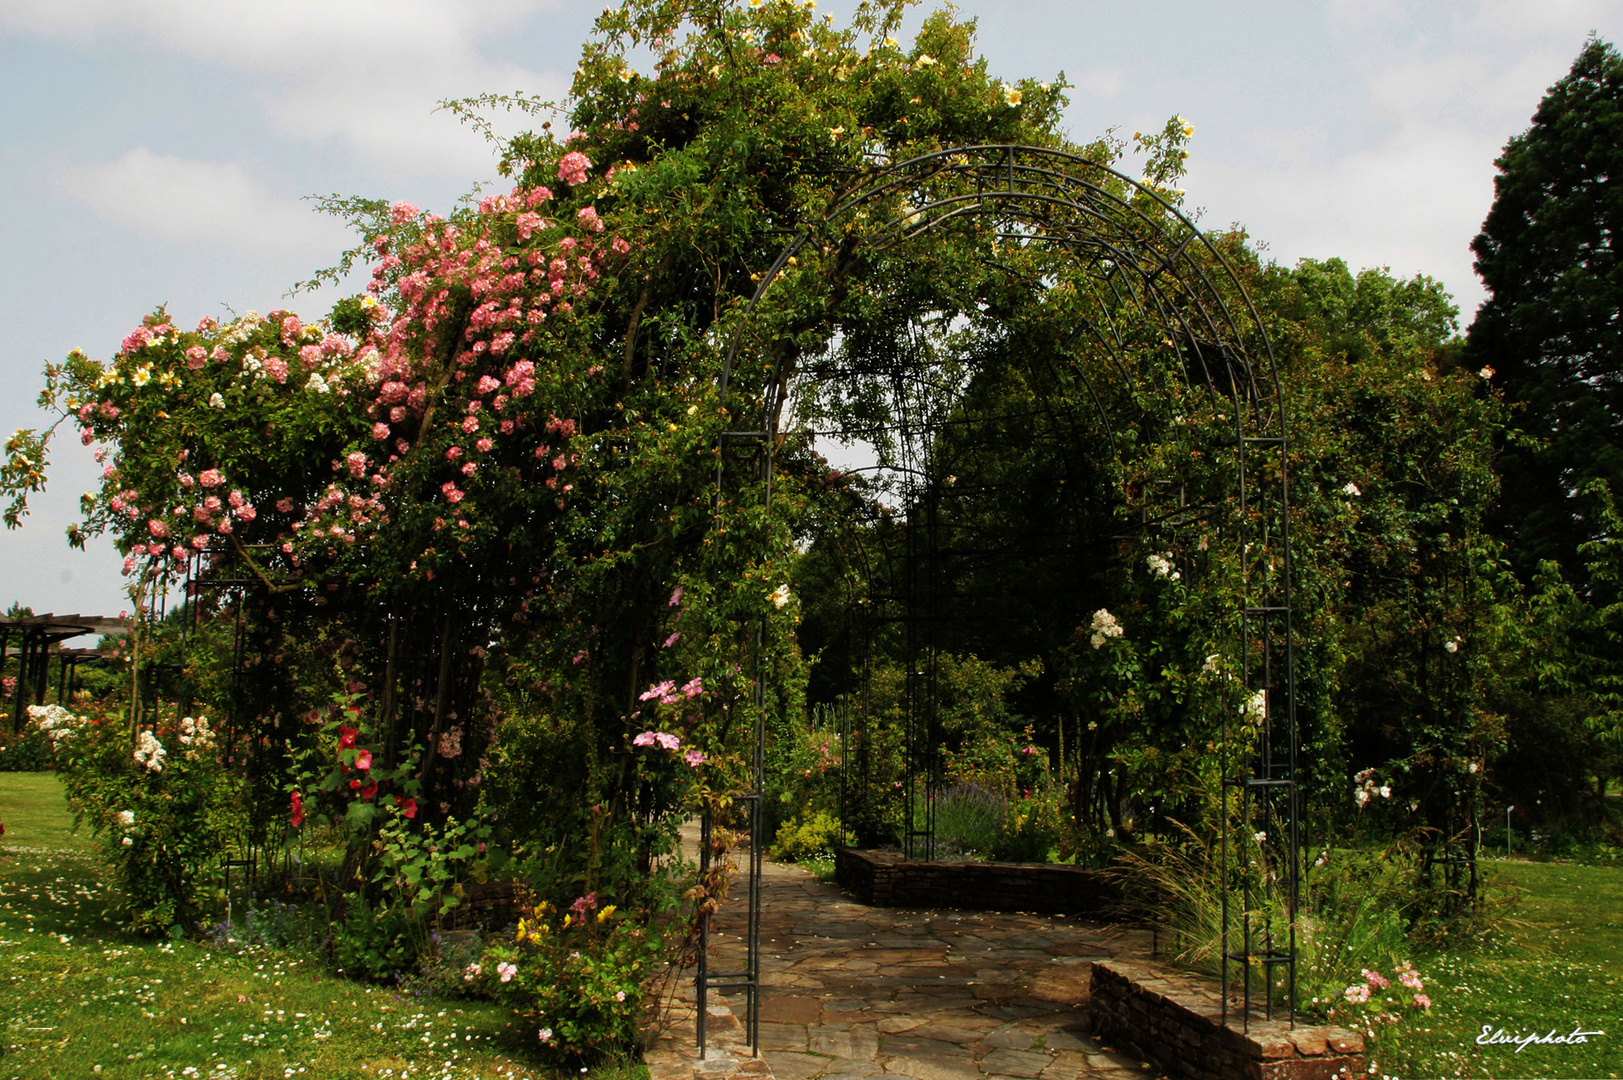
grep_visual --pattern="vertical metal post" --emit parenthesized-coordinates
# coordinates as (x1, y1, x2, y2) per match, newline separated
(697, 431, 768, 1060)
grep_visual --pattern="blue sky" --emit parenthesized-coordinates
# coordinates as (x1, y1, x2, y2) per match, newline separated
(4, 0, 1621, 616)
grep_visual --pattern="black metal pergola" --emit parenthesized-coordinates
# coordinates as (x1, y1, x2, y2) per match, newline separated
(697, 144, 1303, 1053)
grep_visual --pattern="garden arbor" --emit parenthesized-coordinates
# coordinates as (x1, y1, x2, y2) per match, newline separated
(702, 144, 1303, 1043)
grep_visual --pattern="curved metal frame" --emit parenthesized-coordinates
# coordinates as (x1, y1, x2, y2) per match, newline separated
(701, 145, 1300, 1051)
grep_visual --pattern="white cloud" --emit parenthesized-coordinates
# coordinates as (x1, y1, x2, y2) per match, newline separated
(58, 148, 352, 258)
(0, 0, 547, 63)
(4, 0, 568, 178)
(1077, 67, 1123, 99)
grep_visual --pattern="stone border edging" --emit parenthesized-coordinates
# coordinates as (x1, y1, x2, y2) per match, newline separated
(834, 847, 1121, 915)
(1089, 959, 1366, 1080)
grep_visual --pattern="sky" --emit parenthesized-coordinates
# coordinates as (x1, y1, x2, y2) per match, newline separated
(3, 0, 1621, 618)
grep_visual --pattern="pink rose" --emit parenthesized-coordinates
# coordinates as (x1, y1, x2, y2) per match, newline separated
(557, 151, 591, 187)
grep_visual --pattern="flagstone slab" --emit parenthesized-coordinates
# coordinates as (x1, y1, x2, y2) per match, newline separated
(763, 1052, 835, 1080)
(978, 1025, 1038, 1051)
(977, 1049, 1054, 1078)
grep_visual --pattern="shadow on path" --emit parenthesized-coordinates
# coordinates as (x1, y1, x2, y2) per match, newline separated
(704, 856, 1165, 1080)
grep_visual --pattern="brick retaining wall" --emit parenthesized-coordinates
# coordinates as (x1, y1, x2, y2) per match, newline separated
(1089, 959, 1366, 1080)
(834, 848, 1120, 915)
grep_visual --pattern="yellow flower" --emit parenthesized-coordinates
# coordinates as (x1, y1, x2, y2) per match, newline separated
(597, 904, 617, 922)
(1003, 85, 1022, 106)
(915, 54, 936, 67)
(132, 366, 152, 387)
(884, 36, 897, 47)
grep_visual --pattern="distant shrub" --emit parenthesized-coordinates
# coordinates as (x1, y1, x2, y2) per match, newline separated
(933, 783, 1006, 857)
(771, 810, 843, 861)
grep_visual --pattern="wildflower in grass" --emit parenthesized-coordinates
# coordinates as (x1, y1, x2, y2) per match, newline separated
(1343, 983, 1370, 1004)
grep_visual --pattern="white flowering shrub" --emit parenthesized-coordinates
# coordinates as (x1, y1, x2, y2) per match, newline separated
(52, 706, 243, 934)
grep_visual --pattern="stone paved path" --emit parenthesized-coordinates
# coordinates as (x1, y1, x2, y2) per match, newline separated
(705, 858, 1165, 1080)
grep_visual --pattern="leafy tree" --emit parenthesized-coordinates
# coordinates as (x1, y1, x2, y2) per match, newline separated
(1468, 36, 1623, 577)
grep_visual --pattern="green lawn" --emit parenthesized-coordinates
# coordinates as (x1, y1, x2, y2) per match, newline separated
(0, 773, 646, 1080)
(7, 772, 1623, 1079)
(1351, 856, 1623, 1080)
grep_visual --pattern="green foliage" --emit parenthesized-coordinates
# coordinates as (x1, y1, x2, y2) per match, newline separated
(931, 783, 1005, 858)
(332, 903, 422, 983)
(990, 791, 1059, 862)
(769, 808, 843, 861)
(477, 897, 665, 1063)
(1469, 36, 1623, 576)
(47, 703, 243, 934)
(0, 712, 56, 771)
(374, 811, 495, 919)
(1297, 848, 1422, 1011)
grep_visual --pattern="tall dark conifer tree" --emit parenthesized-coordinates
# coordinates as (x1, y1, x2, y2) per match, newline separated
(1469, 37, 1623, 577)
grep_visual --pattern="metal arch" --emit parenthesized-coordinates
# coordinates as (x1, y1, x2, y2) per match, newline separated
(702, 144, 1300, 1053)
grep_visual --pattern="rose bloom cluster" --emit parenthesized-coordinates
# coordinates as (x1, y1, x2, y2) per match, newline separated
(357, 159, 633, 532)
(68, 307, 387, 576)
(65, 151, 635, 582)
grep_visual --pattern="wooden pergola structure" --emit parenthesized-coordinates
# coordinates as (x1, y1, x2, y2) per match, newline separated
(2, 613, 129, 731)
